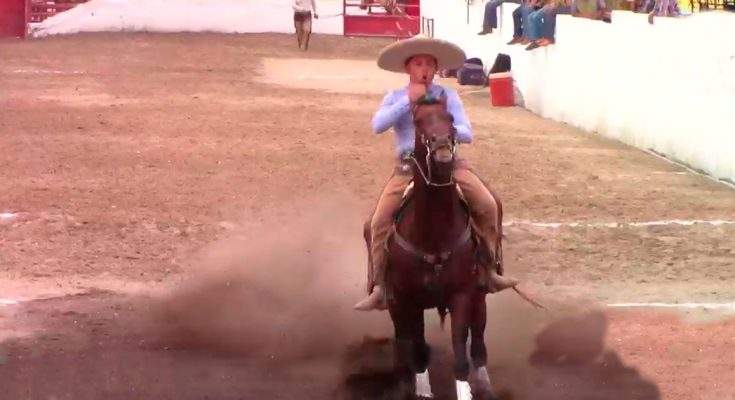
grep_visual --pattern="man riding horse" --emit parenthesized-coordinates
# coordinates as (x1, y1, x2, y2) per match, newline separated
(355, 35, 520, 311)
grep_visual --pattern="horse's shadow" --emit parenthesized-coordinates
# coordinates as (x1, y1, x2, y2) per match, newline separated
(333, 336, 459, 400)
(334, 310, 661, 400)
(520, 310, 661, 400)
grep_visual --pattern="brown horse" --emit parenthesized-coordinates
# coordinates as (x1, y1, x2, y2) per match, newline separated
(364, 97, 499, 400)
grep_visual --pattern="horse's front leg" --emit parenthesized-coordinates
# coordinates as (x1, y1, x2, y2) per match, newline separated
(390, 303, 434, 399)
(389, 303, 418, 397)
(411, 306, 433, 399)
(470, 291, 499, 400)
(450, 294, 473, 400)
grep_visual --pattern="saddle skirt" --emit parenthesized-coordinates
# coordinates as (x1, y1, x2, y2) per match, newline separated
(400, 180, 468, 204)
(393, 179, 477, 247)
(392, 179, 499, 271)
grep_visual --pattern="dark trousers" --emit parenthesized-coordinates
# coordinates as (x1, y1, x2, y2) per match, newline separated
(511, 4, 536, 38)
(482, 0, 522, 29)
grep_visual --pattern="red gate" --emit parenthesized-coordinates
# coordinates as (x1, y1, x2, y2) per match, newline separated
(1, 0, 91, 38)
(0, 0, 27, 38)
(343, 0, 420, 38)
(27, 0, 89, 25)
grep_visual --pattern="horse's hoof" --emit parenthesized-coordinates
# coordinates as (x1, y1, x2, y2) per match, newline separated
(415, 370, 433, 399)
(455, 380, 473, 400)
(470, 366, 502, 400)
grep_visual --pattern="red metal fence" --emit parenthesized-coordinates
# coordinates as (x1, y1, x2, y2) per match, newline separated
(4, 0, 431, 39)
(343, 0, 421, 38)
(0, 0, 27, 38)
(0, 0, 89, 38)
(27, 0, 88, 24)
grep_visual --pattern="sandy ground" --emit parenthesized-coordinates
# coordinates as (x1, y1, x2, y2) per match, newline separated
(1, 32, 734, 400)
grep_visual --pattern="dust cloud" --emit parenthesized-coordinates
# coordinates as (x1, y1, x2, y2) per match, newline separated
(154, 194, 392, 362)
(148, 194, 659, 399)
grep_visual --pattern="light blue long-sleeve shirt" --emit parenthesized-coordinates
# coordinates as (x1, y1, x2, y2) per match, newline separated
(371, 84, 473, 157)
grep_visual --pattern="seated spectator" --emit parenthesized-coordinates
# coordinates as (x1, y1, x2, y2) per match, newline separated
(478, 0, 522, 35)
(506, 0, 544, 45)
(638, 0, 680, 24)
(524, 0, 609, 50)
(573, 0, 611, 19)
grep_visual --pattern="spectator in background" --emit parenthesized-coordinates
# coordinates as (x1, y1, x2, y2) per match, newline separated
(573, 0, 611, 19)
(478, 0, 522, 35)
(524, 0, 609, 50)
(506, 0, 544, 45)
(293, 0, 318, 51)
(639, 0, 680, 24)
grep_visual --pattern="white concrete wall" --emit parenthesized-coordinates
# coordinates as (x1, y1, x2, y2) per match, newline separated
(423, 0, 735, 183)
(32, 0, 345, 37)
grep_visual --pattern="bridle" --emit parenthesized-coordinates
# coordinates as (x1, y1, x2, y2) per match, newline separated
(389, 109, 467, 285)
(409, 109, 458, 187)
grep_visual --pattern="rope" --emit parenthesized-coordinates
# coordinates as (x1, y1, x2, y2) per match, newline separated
(317, 12, 344, 19)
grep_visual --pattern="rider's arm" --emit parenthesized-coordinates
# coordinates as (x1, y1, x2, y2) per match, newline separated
(372, 91, 411, 134)
(446, 89, 472, 144)
(311, 0, 317, 14)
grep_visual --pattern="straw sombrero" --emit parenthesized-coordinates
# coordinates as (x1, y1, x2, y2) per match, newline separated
(377, 34, 466, 73)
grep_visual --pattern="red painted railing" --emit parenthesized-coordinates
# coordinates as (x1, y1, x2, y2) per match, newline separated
(0, 0, 27, 38)
(27, 0, 89, 24)
(343, 0, 421, 38)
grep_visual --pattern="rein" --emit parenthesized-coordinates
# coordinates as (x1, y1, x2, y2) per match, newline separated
(389, 215, 473, 275)
(392, 128, 468, 273)
(409, 151, 455, 187)
(409, 114, 457, 188)
(391, 99, 469, 276)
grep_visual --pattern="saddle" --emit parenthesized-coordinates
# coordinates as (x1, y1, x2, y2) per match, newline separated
(383, 180, 544, 309)
(399, 180, 461, 202)
(396, 179, 479, 232)
(392, 179, 501, 274)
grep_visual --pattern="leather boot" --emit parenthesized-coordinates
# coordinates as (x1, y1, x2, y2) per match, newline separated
(487, 269, 520, 293)
(354, 261, 388, 311)
(353, 284, 387, 311)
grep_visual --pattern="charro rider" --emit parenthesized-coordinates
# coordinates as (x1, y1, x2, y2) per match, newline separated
(354, 35, 520, 311)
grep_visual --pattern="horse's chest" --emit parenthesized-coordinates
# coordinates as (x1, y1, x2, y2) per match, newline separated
(391, 246, 476, 292)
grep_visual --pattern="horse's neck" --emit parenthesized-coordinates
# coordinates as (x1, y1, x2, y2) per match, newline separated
(411, 174, 464, 253)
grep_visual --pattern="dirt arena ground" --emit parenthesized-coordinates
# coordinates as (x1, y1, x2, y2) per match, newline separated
(1, 33, 734, 400)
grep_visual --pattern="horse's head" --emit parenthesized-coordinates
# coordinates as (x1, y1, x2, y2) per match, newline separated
(411, 94, 456, 186)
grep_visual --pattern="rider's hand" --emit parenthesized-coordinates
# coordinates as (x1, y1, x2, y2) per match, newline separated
(407, 83, 427, 103)
(314, 13, 319, 18)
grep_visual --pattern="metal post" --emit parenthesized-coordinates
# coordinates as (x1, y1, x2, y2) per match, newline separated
(23, 0, 29, 38)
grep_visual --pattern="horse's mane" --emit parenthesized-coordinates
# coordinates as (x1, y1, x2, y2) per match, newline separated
(416, 96, 442, 105)
(411, 94, 447, 117)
